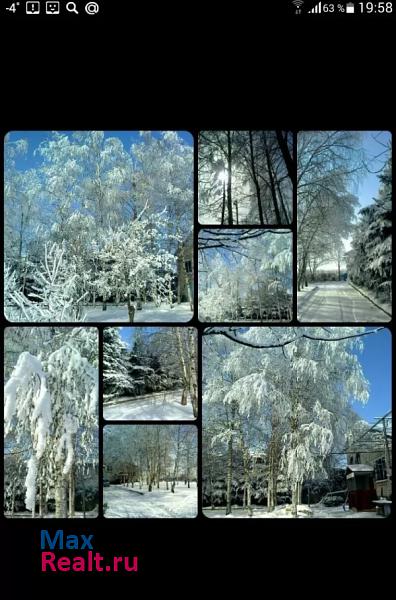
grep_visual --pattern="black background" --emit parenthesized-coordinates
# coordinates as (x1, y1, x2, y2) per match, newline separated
(1, 1, 394, 592)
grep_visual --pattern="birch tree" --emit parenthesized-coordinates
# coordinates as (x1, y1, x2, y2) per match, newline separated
(4, 328, 98, 518)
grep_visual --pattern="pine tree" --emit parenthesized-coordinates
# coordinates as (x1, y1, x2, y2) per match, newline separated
(103, 328, 133, 399)
(348, 155, 392, 302)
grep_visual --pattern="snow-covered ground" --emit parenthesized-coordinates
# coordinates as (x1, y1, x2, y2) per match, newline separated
(297, 282, 390, 322)
(204, 504, 382, 519)
(104, 483, 197, 518)
(5, 510, 98, 519)
(83, 302, 193, 323)
(104, 389, 195, 420)
(348, 282, 392, 317)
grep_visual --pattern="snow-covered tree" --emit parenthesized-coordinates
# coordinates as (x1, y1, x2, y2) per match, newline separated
(347, 154, 392, 303)
(94, 211, 179, 321)
(103, 327, 198, 416)
(5, 243, 87, 322)
(199, 230, 292, 322)
(104, 425, 197, 494)
(4, 328, 98, 518)
(203, 327, 371, 516)
(103, 328, 133, 399)
(4, 131, 193, 322)
(297, 131, 363, 290)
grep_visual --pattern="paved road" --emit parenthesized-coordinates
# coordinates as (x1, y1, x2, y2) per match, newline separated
(298, 282, 390, 323)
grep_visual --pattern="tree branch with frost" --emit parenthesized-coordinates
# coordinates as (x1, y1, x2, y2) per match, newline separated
(5, 243, 88, 322)
(198, 229, 290, 251)
(203, 327, 385, 348)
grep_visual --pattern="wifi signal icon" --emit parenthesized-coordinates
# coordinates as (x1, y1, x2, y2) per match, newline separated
(292, 0, 304, 13)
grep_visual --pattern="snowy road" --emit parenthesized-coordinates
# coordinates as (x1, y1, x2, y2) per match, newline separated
(104, 484, 198, 518)
(104, 390, 195, 420)
(298, 282, 390, 323)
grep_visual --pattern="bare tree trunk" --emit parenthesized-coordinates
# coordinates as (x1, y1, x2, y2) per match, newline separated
(81, 476, 86, 518)
(291, 483, 299, 517)
(248, 130, 265, 225)
(69, 469, 75, 517)
(225, 435, 233, 516)
(181, 388, 188, 406)
(39, 482, 46, 517)
(275, 130, 295, 183)
(188, 246, 194, 311)
(267, 475, 276, 512)
(156, 428, 161, 489)
(221, 180, 226, 225)
(127, 297, 135, 322)
(263, 132, 282, 224)
(267, 437, 280, 513)
(188, 329, 198, 418)
(175, 329, 188, 379)
(171, 427, 181, 493)
(298, 254, 308, 292)
(11, 488, 15, 516)
(55, 474, 68, 518)
(226, 131, 233, 225)
(136, 291, 142, 310)
(276, 177, 291, 224)
(297, 481, 302, 505)
(176, 236, 191, 306)
(247, 481, 252, 517)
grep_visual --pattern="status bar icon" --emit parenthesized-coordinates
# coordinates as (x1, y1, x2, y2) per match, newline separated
(26, 1, 40, 13)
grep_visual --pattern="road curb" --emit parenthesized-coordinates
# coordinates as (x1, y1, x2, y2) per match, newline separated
(348, 281, 392, 319)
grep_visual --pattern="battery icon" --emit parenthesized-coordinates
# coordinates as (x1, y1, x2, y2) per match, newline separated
(346, 2, 355, 12)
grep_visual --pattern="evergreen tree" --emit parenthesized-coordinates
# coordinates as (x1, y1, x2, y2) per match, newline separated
(348, 155, 392, 302)
(103, 328, 132, 399)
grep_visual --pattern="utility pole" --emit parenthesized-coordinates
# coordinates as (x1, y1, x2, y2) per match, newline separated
(382, 417, 392, 479)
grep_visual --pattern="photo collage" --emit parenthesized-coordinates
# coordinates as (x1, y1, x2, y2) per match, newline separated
(3, 130, 392, 519)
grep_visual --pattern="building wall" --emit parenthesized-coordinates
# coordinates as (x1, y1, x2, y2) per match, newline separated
(348, 449, 392, 500)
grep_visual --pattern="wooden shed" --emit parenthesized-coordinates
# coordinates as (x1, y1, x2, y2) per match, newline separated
(346, 464, 376, 511)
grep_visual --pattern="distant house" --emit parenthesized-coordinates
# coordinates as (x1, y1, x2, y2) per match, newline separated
(346, 464, 376, 511)
(348, 447, 392, 501)
(347, 412, 392, 503)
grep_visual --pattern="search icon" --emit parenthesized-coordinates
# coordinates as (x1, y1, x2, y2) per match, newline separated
(66, 1, 79, 13)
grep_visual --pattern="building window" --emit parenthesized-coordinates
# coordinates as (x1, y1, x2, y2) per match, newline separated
(374, 457, 387, 481)
(355, 453, 360, 464)
(350, 455, 354, 464)
(185, 260, 192, 273)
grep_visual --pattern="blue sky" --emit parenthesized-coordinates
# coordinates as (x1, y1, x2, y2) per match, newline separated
(353, 130, 391, 211)
(119, 326, 162, 349)
(315, 131, 391, 267)
(351, 327, 392, 423)
(6, 130, 193, 171)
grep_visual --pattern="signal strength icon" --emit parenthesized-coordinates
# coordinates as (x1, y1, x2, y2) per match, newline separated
(308, 1, 322, 12)
(292, 0, 304, 14)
